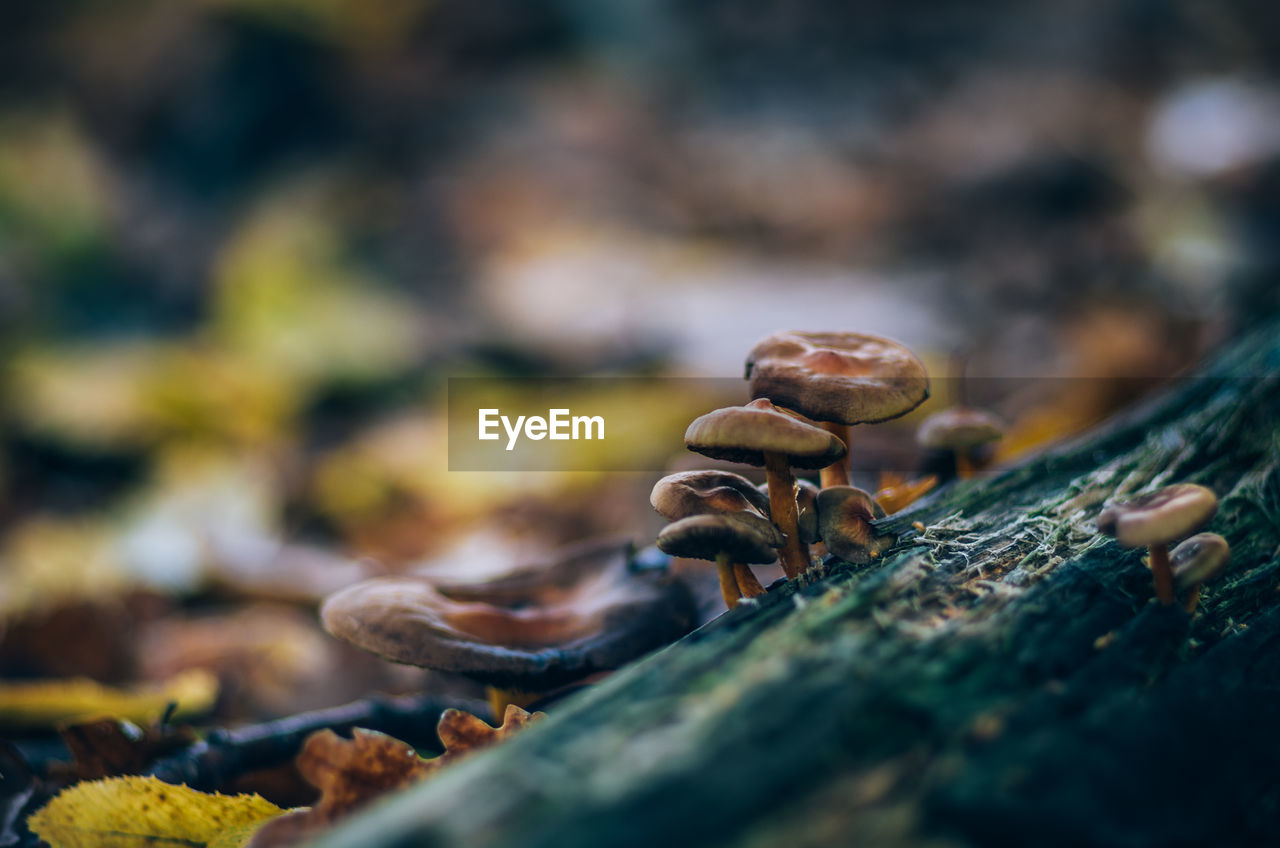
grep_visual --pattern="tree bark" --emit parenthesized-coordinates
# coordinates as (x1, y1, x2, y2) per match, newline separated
(314, 320, 1280, 848)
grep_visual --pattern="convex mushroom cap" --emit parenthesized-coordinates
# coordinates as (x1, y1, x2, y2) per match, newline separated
(320, 537, 696, 691)
(656, 513, 783, 565)
(917, 407, 1005, 451)
(1096, 484, 1218, 547)
(816, 486, 886, 564)
(745, 331, 930, 425)
(1171, 532, 1231, 591)
(684, 398, 846, 469)
(651, 470, 771, 521)
(765, 478, 868, 544)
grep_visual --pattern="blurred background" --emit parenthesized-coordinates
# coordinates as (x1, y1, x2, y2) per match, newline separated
(1, 0, 1278, 722)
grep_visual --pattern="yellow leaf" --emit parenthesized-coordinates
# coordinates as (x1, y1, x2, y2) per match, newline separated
(0, 669, 218, 730)
(27, 775, 285, 848)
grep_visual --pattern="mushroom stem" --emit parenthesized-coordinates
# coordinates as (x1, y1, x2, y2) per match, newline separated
(1148, 542, 1175, 605)
(1182, 585, 1203, 614)
(485, 687, 538, 721)
(955, 451, 973, 481)
(764, 451, 811, 579)
(715, 552, 742, 609)
(734, 563, 766, 598)
(819, 422, 851, 488)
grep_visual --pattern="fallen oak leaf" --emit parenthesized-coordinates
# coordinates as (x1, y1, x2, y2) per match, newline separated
(0, 669, 218, 731)
(248, 705, 542, 847)
(433, 703, 542, 766)
(26, 775, 286, 848)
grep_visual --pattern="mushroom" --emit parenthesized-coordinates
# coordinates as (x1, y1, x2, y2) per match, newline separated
(684, 398, 846, 579)
(917, 407, 1005, 480)
(1096, 484, 1219, 606)
(656, 513, 783, 610)
(651, 470, 773, 600)
(745, 331, 930, 488)
(816, 486, 891, 564)
(320, 536, 696, 716)
(1171, 532, 1231, 613)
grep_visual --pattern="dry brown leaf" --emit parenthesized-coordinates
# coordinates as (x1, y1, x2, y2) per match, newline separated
(433, 703, 543, 765)
(50, 717, 198, 782)
(248, 705, 542, 847)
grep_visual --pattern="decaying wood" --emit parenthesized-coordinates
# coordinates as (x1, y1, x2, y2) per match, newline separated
(313, 319, 1280, 848)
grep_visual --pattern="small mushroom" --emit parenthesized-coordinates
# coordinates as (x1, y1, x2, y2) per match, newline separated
(685, 398, 845, 579)
(651, 470, 772, 521)
(656, 513, 783, 610)
(816, 486, 891, 564)
(651, 470, 773, 600)
(1171, 532, 1231, 613)
(745, 331, 930, 488)
(1096, 484, 1219, 606)
(320, 537, 696, 715)
(917, 407, 1005, 480)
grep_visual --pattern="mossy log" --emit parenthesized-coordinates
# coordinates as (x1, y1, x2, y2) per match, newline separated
(316, 320, 1280, 848)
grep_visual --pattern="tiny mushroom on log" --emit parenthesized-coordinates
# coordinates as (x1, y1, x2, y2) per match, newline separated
(320, 537, 696, 717)
(816, 486, 891, 564)
(656, 513, 783, 610)
(916, 407, 1005, 480)
(745, 331, 930, 488)
(1171, 532, 1231, 613)
(1096, 483, 1219, 606)
(684, 398, 845, 579)
(651, 470, 773, 599)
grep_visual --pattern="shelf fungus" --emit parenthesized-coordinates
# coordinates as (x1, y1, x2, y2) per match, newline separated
(685, 398, 844, 579)
(656, 512, 783, 610)
(320, 537, 696, 716)
(745, 331, 930, 488)
(651, 470, 774, 601)
(816, 486, 892, 564)
(1171, 532, 1231, 613)
(1096, 483, 1219, 606)
(917, 406, 1005, 480)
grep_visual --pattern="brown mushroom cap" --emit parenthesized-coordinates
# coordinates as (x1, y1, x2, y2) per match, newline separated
(1096, 484, 1219, 548)
(816, 486, 884, 564)
(320, 537, 696, 690)
(684, 398, 846, 469)
(1171, 532, 1231, 591)
(656, 513, 783, 565)
(651, 470, 771, 522)
(917, 407, 1005, 451)
(745, 331, 930, 425)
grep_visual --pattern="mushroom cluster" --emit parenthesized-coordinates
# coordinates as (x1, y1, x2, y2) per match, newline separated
(1097, 483, 1230, 611)
(650, 331, 931, 608)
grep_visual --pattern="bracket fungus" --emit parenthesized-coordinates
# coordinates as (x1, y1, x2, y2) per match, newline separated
(916, 407, 1005, 480)
(745, 331, 930, 489)
(1171, 532, 1231, 613)
(816, 486, 891, 564)
(684, 398, 845, 579)
(656, 513, 782, 610)
(1096, 483, 1219, 606)
(319, 537, 696, 714)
